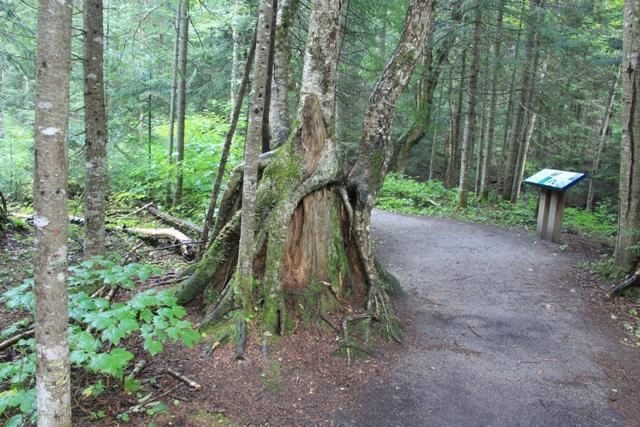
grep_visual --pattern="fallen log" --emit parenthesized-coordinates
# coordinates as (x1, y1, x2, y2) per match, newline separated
(138, 202, 203, 236)
(166, 367, 201, 390)
(119, 226, 197, 259)
(0, 328, 35, 352)
(606, 266, 640, 297)
(11, 212, 85, 225)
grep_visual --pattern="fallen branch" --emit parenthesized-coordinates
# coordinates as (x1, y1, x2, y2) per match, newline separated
(606, 266, 640, 297)
(118, 226, 196, 259)
(0, 328, 35, 352)
(166, 367, 201, 390)
(11, 212, 85, 226)
(140, 202, 203, 236)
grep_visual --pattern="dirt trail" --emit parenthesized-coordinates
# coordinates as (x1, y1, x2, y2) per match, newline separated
(335, 210, 640, 427)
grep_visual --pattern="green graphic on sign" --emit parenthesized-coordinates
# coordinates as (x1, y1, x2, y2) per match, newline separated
(523, 169, 586, 192)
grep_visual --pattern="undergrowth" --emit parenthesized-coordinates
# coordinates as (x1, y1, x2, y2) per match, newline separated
(377, 173, 617, 242)
(0, 258, 200, 426)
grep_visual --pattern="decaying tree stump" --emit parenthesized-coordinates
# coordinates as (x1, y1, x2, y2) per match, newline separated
(176, 0, 435, 342)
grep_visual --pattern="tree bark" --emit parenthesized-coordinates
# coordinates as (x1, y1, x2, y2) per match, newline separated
(502, 0, 543, 201)
(234, 0, 276, 309)
(615, 0, 640, 271)
(0, 64, 4, 140)
(447, 48, 466, 188)
(230, 0, 243, 109)
(479, 0, 505, 201)
(172, 0, 189, 207)
(178, 0, 435, 340)
(394, 0, 462, 173)
(511, 52, 548, 202)
(83, 0, 108, 259)
(458, 2, 482, 207)
(269, 0, 299, 148)
(166, 0, 182, 204)
(586, 70, 620, 211)
(34, 0, 73, 425)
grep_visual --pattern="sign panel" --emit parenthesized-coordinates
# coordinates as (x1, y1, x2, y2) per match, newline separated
(523, 168, 586, 192)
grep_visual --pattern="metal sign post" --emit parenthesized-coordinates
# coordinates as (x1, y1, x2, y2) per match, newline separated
(523, 169, 586, 243)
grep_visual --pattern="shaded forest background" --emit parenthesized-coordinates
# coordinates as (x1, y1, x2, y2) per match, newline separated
(0, 0, 624, 220)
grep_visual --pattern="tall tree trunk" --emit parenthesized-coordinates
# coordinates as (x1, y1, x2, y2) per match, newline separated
(166, 0, 182, 204)
(475, 74, 488, 196)
(586, 70, 620, 211)
(511, 52, 548, 202)
(458, 2, 482, 207)
(261, 0, 278, 154)
(34, 0, 73, 424)
(446, 50, 467, 188)
(230, 0, 243, 109)
(269, 0, 299, 148)
(502, 0, 543, 201)
(0, 64, 4, 140)
(615, 0, 640, 272)
(394, 0, 462, 172)
(479, 0, 505, 201)
(235, 0, 276, 309)
(83, 0, 108, 259)
(172, 0, 189, 207)
(428, 89, 442, 181)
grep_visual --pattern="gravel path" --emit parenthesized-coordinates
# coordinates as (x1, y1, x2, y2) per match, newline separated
(336, 210, 633, 427)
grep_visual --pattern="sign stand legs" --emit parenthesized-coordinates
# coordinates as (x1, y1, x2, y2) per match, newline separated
(536, 189, 566, 243)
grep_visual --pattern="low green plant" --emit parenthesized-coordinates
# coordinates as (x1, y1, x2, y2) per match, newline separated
(0, 259, 200, 425)
(377, 173, 617, 242)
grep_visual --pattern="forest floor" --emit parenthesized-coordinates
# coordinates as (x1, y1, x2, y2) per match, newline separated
(2, 209, 640, 426)
(333, 210, 640, 427)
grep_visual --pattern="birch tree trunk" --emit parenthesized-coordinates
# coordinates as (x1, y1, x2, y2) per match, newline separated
(615, 0, 640, 271)
(172, 0, 189, 207)
(586, 70, 619, 211)
(234, 0, 276, 309)
(479, 0, 505, 201)
(83, 0, 108, 259)
(458, 2, 482, 207)
(166, 0, 182, 203)
(34, 0, 73, 424)
(269, 0, 299, 148)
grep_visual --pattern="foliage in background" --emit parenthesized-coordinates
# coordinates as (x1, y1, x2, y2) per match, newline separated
(377, 174, 617, 241)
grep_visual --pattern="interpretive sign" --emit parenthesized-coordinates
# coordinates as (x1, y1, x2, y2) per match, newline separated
(523, 168, 586, 192)
(523, 168, 586, 243)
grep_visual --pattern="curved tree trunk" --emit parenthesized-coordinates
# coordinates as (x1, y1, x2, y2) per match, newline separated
(177, 0, 435, 339)
(586, 70, 619, 211)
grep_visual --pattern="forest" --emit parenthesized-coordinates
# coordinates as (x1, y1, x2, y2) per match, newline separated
(1, 0, 640, 425)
